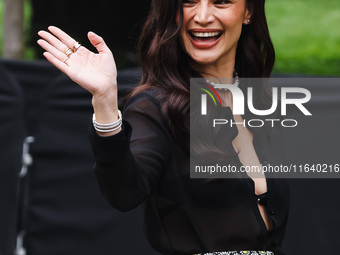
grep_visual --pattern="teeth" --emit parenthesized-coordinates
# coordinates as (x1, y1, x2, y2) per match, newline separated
(191, 32, 220, 37)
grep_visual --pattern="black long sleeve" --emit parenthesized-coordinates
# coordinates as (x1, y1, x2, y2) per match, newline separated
(89, 92, 172, 212)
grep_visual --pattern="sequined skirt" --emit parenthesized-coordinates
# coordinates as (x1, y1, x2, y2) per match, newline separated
(194, 251, 274, 255)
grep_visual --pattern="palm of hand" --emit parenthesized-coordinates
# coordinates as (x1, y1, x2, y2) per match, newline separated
(66, 47, 117, 96)
(37, 26, 117, 97)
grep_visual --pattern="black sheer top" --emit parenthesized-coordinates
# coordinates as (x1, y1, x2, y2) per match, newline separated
(89, 90, 290, 255)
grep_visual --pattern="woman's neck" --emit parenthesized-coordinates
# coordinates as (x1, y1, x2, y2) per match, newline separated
(191, 58, 236, 79)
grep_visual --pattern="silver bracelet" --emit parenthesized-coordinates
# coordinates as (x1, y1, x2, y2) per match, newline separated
(92, 110, 122, 133)
(93, 124, 122, 133)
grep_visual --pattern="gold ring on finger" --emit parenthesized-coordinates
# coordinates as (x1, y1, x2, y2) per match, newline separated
(73, 42, 81, 52)
(65, 48, 73, 57)
(62, 57, 69, 63)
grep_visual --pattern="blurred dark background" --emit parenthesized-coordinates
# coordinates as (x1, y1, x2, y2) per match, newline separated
(31, 0, 151, 69)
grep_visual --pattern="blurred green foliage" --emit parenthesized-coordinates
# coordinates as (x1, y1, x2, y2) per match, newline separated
(266, 0, 340, 76)
(0, 0, 339, 75)
(24, 0, 34, 59)
(0, 0, 34, 59)
(0, 2, 3, 55)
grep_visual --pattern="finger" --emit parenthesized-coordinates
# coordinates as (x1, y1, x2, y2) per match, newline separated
(88, 31, 111, 54)
(37, 39, 70, 62)
(38, 30, 71, 55)
(48, 26, 78, 51)
(42, 52, 69, 74)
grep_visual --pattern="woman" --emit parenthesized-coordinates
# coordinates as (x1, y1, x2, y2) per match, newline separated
(37, 0, 289, 254)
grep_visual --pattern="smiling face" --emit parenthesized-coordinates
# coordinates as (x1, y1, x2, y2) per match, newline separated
(179, 0, 251, 76)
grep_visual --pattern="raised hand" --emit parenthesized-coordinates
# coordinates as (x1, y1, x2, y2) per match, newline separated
(38, 26, 120, 135)
(37, 26, 117, 97)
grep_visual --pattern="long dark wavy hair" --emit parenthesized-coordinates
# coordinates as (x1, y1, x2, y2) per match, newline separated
(128, 0, 275, 152)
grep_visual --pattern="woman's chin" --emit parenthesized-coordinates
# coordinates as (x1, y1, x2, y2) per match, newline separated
(190, 54, 219, 67)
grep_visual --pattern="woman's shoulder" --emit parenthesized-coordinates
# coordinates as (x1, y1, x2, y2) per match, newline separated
(123, 87, 164, 111)
(121, 87, 169, 128)
(122, 87, 173, 140)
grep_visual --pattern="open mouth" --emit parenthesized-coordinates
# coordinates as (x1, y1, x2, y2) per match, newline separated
(189, 31, 223, 43)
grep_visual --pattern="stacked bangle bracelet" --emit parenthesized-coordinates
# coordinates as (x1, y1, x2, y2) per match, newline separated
(92, 110, 122, 133)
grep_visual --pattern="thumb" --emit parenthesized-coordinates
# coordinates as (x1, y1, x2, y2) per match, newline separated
(88, 31, 110, 54)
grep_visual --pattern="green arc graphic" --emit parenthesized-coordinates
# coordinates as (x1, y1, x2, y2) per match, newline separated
(200, 88, 217, 106)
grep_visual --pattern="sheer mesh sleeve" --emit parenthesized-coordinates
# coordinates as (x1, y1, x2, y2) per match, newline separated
(89, 92, 172, 212)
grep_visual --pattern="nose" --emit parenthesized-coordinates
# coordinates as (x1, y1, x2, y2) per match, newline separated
(193, 3, 215, 25)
